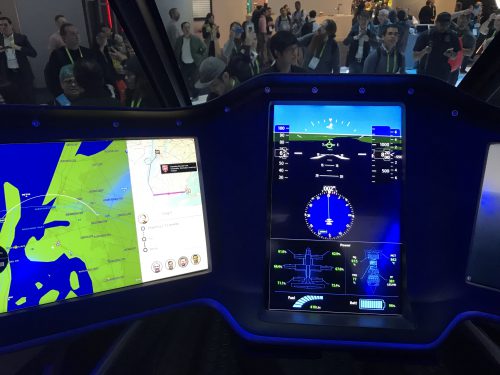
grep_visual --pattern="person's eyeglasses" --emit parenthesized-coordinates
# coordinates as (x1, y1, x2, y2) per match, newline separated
(386, 32, 399, 36)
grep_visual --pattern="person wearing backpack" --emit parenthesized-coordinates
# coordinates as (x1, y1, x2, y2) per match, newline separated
(276, 7, 292, 32)
(448, 13, 476, 85)
(301, 10, 319, 36)
(413, 12, 461, 82)
(363, 24, 406, 73)
(291, 1, 305, 36)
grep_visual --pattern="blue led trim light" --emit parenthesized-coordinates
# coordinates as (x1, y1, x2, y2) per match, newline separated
(2, 298, 500, 354)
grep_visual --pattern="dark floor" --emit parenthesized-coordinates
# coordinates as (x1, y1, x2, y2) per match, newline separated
(1, 306, 499, 375)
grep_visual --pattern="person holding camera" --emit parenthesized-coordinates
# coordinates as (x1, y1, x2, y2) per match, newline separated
(344, 11, 378, 73)
(304, 20, 340, 74)
(413, 12, 461, 82)
(228, 21, 261, 83)
(222, 22, 243, 63)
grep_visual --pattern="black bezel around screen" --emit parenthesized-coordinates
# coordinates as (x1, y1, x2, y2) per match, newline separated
(267, 102, 404, 316)
(0, 137, 211, 316)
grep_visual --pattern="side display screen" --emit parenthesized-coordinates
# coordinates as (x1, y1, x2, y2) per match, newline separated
(269, 103, 403, 314)
(466, 144, 500, 292)
(0, 138, 209, 314)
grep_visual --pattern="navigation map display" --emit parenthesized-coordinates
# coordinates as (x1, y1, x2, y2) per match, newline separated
(269, 103, 403, 315)
(0, 138, 209, 314)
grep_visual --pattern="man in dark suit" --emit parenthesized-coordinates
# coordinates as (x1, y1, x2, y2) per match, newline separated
(0, 16, 37, 104)
(44, 23, 94, 97)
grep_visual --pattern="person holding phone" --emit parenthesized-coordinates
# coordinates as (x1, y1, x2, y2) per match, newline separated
(222, 22, 243, 63)
(228, 21, 261, 83)
(344, 11, 378, 74)
(304, 20, 340, 74)
(413, 12, 461, 82)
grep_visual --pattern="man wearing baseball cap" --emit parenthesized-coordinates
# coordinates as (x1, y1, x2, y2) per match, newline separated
(195, 56, 238, 100)
(413, 12, 461, 82)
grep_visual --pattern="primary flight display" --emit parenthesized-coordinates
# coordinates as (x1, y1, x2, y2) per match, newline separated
(269, 103, 403, 314)
(0, 138, 209, 314)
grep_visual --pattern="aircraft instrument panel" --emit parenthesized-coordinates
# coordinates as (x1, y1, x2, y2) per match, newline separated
(269, 103, 403, 314)
(1, 75, 500, 351)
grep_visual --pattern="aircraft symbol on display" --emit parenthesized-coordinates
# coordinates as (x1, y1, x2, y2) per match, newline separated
(282, 248, 333, 289)
(310, 153, 350, 161)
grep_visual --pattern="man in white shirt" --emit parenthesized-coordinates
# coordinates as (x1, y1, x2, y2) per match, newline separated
(48, 14, 67, 53)
(166, 8, 181, 47)
(174, 22, 207, 99)
(0, 16, 37, 103)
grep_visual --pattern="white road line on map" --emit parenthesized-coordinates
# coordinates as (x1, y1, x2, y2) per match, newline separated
(1, 194, 99, 220)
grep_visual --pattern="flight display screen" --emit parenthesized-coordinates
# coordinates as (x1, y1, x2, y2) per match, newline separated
(0, 138, 209, 314)
(269, 103, 403, 315)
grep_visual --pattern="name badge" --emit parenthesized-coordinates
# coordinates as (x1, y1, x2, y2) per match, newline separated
(308, 56, 320, 70)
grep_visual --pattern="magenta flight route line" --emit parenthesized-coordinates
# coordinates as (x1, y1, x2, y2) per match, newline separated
(153, 191, 186, 196)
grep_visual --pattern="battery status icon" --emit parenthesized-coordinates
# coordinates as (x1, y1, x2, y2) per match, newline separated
(359, 299, 386, 310)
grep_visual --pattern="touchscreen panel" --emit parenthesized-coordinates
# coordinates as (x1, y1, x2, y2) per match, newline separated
(0, 138, 209, 314)
(269, 103, 403, 314)
(466, 144, 500, 291)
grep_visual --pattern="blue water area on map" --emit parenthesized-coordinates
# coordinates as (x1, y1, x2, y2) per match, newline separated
(0, 142, 94, 312)
(76, 141, 113, 157)
(103, 171, 131, 208)
(44, 220, 70, 229)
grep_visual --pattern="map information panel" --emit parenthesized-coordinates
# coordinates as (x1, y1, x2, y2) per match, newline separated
(0, 138, 209, 314)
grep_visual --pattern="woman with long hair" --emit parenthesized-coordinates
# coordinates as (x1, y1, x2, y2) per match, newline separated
(202, 13, 220, 57)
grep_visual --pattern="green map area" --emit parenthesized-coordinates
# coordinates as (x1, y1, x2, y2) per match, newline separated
(31, 141, 142, 292)
(0, 140, 143, 313)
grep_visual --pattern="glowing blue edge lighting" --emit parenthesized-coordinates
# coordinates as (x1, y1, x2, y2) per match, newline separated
(1, 298, 499, 354)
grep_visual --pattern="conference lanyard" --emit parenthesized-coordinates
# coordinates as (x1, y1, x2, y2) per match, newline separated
(65, 47, 83, 65)
(250, 59, 260, 76)
(131, 97, 143, 108)
(315, 42, 327, 59)
(386, 51, 398, 73)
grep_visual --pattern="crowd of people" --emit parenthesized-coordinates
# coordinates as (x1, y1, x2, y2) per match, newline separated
(167, 1, 498, 102)
(0, 1, 498, 106)
(0, 13, 157, 107)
